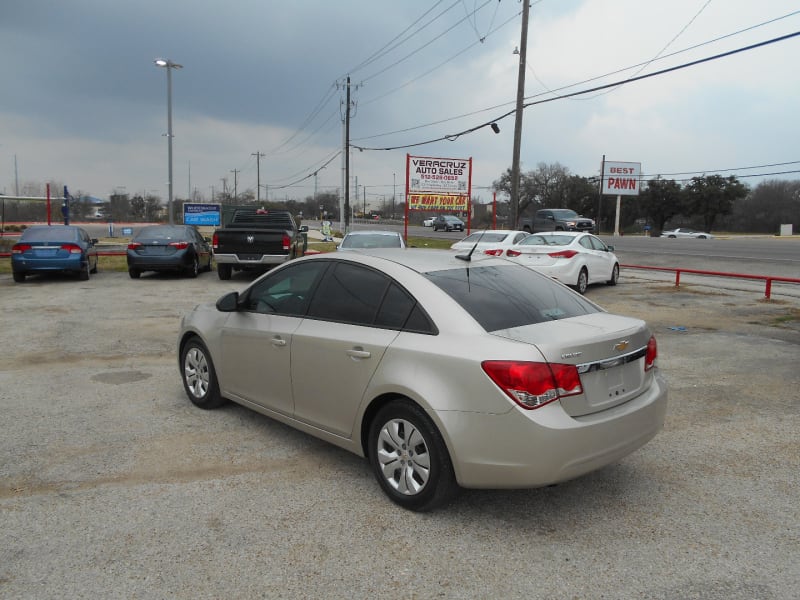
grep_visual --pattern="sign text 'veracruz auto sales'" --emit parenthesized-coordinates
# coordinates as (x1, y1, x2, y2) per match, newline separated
(408, 155, 471, 194)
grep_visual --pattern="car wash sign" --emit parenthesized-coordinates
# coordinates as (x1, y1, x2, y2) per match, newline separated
(602, 161, 641, 196)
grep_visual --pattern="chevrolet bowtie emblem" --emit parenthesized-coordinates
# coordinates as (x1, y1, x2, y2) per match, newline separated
(613, 340, 630, 352)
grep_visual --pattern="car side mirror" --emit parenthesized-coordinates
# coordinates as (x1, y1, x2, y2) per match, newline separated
(91, 238, 99, 244)
(607, 245, 614, 252)
(300, 225, 309, 232)
(216, 291, 240, 312)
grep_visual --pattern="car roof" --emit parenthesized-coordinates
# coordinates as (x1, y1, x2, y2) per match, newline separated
(342, 230, 401, 236)
(302, 247, 507, 274)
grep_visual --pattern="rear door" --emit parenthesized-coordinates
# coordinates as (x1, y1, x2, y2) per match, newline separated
(290, 262, 402, 437)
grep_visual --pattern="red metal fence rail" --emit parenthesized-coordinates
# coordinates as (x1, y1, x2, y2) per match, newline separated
(621, 264, 800, 300)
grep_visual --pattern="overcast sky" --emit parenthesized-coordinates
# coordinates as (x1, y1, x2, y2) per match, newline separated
(2, 0, 799, 209)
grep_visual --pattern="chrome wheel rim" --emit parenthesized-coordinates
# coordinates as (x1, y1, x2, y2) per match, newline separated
(376, 418, 431, 495)
(184, 347, 209, 399)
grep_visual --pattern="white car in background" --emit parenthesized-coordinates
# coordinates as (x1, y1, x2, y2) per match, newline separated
(505, 231, 620, 294)
(422, 217, 435, 227)
(661, 228, 714, 239)
(337, 230, 406, 251)
(450, 230, 530, 255)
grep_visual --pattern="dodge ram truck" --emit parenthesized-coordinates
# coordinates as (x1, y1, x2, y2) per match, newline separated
(212, 208, 307, 280)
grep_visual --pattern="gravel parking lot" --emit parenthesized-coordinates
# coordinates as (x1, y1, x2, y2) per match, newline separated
(1, 266, 798, 599)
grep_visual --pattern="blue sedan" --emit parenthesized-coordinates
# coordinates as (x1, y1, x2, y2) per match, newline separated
(11, 225, 99, 283)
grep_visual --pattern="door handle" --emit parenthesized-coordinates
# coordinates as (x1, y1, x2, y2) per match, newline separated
(271, 337, 287, 347)
(347, 348, 371, 359)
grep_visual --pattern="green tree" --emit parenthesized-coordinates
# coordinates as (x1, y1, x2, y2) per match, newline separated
(639, 177, 685, 232)
(684, 175, 748, 233)
(493, 162, 574, 225)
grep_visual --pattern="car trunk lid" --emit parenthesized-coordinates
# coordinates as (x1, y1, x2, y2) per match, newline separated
(491, 313, 654, 416)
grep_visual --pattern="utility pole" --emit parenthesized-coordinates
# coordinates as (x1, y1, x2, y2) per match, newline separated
(252, 152, 265, 203)
(510, 0, 530, 229)
(230, 169, 239, 203)
(220, 177, 228, 203)
(344, 76, 352, 230)
(393, 172, 396, 221)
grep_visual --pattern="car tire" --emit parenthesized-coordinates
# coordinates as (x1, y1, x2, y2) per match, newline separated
(573, 268, 589, 294)
(128, 268, 141, 279)
(79, 263, 90, 281)
(187, 256, 199, 278)
(90, 259, 98, 274)
(368, 399, 459, 512)
(607, 263, 619, 286)
(12, 272, 25, 283)
(217, 264, 232, 280)
(180, 337, 225, 410)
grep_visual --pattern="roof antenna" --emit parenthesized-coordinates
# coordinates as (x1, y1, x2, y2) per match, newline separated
(455, 227, 489, 262)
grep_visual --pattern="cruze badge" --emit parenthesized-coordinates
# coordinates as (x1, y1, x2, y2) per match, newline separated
(247, 235, 255, 244)
(613, 340, 630, 352)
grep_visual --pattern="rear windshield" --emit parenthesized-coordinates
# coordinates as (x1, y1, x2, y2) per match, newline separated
(135, 226, 188, 239)
(519, 234, 572, 246)
(341, 234, 402, 249)
(424, 264, 599, 331)
(21, 227, 78, 242)
(460, 232, 507, 244)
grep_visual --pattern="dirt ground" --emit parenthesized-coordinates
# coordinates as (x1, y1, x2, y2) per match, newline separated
(1, 267, 798, 599)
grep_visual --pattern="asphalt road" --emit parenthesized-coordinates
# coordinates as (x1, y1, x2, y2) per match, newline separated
(1, 253, 799, 599)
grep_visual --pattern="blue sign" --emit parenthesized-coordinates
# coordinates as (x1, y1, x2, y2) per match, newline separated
(183, 203, 221, 226)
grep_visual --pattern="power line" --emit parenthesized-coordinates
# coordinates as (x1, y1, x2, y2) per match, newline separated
(351, 30, 800, 151)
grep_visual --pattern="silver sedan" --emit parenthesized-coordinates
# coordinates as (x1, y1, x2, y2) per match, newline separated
(178, 249, 667, 511)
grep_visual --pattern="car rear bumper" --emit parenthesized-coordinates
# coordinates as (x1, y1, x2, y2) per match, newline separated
(127, 250, 194, 271)
(11, 254, 86, 274)
(436, 372, 667, 488)
(213, 253, 290, 265)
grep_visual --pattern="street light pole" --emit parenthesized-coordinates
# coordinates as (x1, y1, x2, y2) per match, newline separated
(155, 58, 182, 225)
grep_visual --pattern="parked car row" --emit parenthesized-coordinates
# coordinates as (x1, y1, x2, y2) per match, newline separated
(449, 230, 619, 295)
(9, 224, 214, 283)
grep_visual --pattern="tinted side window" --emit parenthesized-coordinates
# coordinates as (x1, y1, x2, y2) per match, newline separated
(307, 263, 390, 326)
(243, 261, 328, 315)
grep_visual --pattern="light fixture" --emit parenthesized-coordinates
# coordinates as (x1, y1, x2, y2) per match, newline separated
(154, 58, 183, 224)
(491, 123, 500, 134)
(513, 46, 519, 55)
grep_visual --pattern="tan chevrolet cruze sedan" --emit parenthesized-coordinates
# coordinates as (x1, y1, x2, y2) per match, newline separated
(178, 248, 667, 511)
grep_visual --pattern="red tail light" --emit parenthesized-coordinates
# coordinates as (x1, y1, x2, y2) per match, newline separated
(60, 243, 82, 254)
(127, 242, 142, 250)
(483, 249, 504, 256)
(282, 234, 291, 250)
(645, 335, 658, 371)
(212, 233, 219, 250)
(11, 243, 31, 254)
(505, 249, 521, 257)
(548, 249, 578, 259)
(169, 241, 190, 250)
(482, 360, 583, 410)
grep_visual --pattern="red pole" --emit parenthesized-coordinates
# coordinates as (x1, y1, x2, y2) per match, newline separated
(765, 279, 772, 300)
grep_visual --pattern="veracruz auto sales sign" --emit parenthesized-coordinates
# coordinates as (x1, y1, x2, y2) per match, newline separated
(408, 155, 471, 194)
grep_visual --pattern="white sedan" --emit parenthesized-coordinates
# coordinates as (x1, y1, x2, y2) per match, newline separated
(422, 217, 434, 227)
(661, 228, 714, 239)
(504, 231, 619, 294)
(450, 230, 530, 254)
